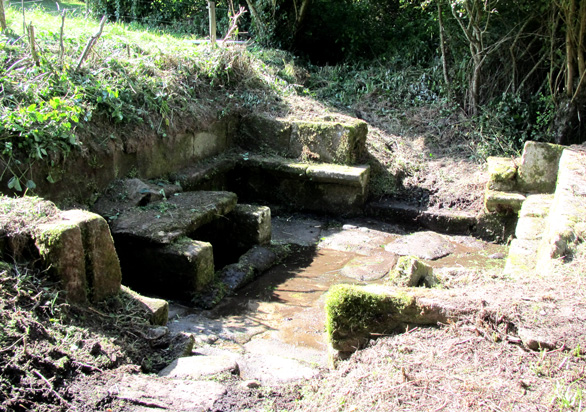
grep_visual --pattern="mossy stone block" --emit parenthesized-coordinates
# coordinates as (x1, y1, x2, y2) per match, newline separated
(518, 141, 564, 193)
(289, 120, 367, 165)
(34, 221, 88, 303)
(389, 256, 436, 287)
(486, 156, 518, 191)
(325, 284, 414, 352)
(61, 210, 122, 302)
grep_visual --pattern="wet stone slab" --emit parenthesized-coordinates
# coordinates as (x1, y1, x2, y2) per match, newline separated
(271, 216, 322, 246)
(319, 223, 399, 256)
(339, 254, 398, 281)
(384, 231, 456, 260)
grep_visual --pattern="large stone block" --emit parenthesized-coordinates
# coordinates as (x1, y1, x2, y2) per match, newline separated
(289, 120, 367, 164)
(486, 156, 518, 191)
(517, 141, 564, 193)
(109, 191, 238, 244)
(117, 237, 214, 301)
(60, 210, 122, 302)
(34, 221, 88, 303)
(229, 204, 272, 248)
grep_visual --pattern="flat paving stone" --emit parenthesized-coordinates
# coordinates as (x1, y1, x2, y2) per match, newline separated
(384, 231, 455, 260)
(168, 312, 268, 345)
(114, 375, 226, 412)
(271, 217, 322, 246)
(339, 254, 398, 281)
(319, 226, 397, 256)
(158, 355, 238, 379)
(238, 353, 319, 385)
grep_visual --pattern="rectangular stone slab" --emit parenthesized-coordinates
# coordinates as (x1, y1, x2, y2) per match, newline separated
(110, 191, 237, 244)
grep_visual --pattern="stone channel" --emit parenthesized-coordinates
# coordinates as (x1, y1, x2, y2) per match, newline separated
(160, 215, 507, 386)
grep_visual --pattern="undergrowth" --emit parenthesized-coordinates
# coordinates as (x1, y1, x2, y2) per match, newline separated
(0, 5, 297, 193)
(0, 261, 172, 411)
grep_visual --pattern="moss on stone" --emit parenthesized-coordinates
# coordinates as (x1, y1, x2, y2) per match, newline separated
(486, 157, 518, 191)
(389, 256, 436, 287)
(324, 284, 413, 352)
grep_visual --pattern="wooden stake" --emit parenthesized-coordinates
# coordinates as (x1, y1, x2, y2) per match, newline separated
(28, 23, 39, 65)
(59, 10, 66, 67)
(208, 1, 216, 47)
(76, 15, 107, 71)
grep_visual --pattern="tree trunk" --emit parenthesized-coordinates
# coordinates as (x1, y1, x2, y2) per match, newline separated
(438, 1, 450, 87)
(0, 0, 7, 32)
(565, 0, 576, 97)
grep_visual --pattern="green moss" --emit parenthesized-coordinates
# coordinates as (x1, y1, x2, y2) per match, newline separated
(324, 284, 413, 351)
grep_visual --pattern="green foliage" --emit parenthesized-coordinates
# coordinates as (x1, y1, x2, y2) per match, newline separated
(295, 0, 436, 64)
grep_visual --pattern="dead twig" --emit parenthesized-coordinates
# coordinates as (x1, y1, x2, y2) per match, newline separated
(76, 15, 107, 71)
(33, 370, 73, 409)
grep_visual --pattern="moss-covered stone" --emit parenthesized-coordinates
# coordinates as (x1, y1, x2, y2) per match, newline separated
(325, 284, 414, 352)
(325, 284, 468, 354)
(34, 221, 88, 303)
(60, 210, 122, 302)
(389, 256, 437, 287)
(289, 120, 367, 165)
(517, 141, 564, 194)
(486, 156, 518, 191)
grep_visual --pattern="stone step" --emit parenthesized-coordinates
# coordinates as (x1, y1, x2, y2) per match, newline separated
(484, 190, 526, 214)
(503, 194, 553, 276)
(230, 155, 370, 214)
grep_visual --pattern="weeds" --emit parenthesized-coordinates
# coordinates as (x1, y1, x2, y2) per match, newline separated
(0, 260, 175, 411)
